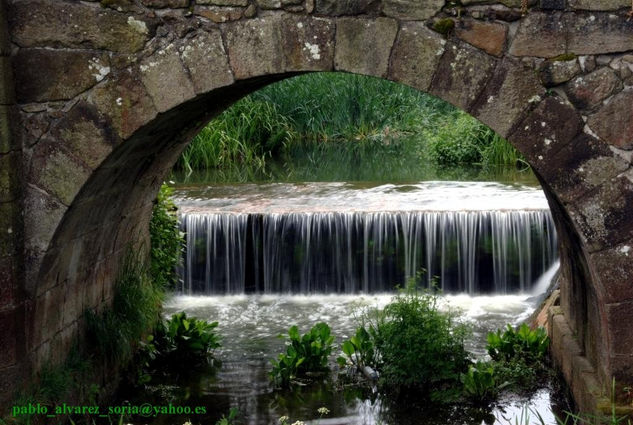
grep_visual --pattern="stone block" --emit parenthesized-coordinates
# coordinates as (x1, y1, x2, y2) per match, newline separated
(193, 5, 244, 22)
(586, 88, 633, 150)
(389, 21, 446, 92)
(23, 185, 67, 255)
(0, 201, 19, 257)
(279, 16, 334, 72)
(509, 12, 566, 58)
(534, 133, 628, 203)
(383, 0, 444, 20)
(257, 0, 281, 8)
(197, 0, 247, 5)
(8, 0, 155, 53)
(508, 96, 583, 165)
(454, 19, 508, 57)
(430, 41, 497, 112)
(571, 175, 633, 252)
(565, 67, 622, 110)
(88, 69, 158, 140)
(28, 139, 91, 206)
(590, 242, 633, 304)
(179, 29, 234, 94)
(471, 57, 546, 138)
(139, 43, 196, 114)
(606, 301, 633, 356)
(223, 16, 284, 79)
(0, 105, 16, 154)
(461, 0, 536, 6)
(565, 13, 633, 56)
(0, 151, 19, 202)
(334, 17, 398, 78)
(141, 0, 189, 7)
(314, 0, 377, 15)
(539, 58, 581, 87)
(540, 0, 565, 9)
(568, 0, 630, 10)
(14, 49, 109, 103)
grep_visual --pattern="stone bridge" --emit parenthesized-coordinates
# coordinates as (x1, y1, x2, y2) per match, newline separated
(1, 0, 633, 412)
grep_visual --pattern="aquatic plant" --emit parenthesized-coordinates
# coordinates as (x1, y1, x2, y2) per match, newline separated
(461, 361, 502, 404)
(487, 323, 549, 363)
(150, 312, 221, 366)
(270, 323, 335, 388)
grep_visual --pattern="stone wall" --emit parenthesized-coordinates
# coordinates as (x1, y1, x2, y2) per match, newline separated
(2, 0, 633, 412)
(0, 0, 26, 406)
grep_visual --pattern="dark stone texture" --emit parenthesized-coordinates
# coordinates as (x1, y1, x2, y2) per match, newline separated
(572, 176, 633, 252)
(314, 0, 378, 15)
(539, 59, 581, 87)
(471, 57, 546, 138)
(88, 69, 159, 140)
(540, 0, 565, 9)
(13, 49, 109, 103)
(141, 0, 190, 7)
(509, 96, 584, 165)
(565, 12, 633, 55)
(8, 0, 155, 53)
(430, 41, 497, 112)
(591, 241, 633, 304)
(383, 0, 444, 20)
(565, 67, 622, 110)
(606, 301, 633, 356)
(389, 21, 446, 92)
(569, 0, 631, 10)
(586, 89, 633, 149)
(194, 6, 244, 22)
(534, 133, 629, 203)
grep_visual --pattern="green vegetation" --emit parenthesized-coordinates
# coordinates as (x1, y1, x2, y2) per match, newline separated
(487, 323, 549, 364)
(150, 183, 184, 289)
(432, 18, 455, 35)
(85, 257, 164, 364)
(369, 283, 471, 398)
(147, 312, 221, 367)
(270, 323, 335, 388)
(175, 73, 525, 182)
(461, 361, 500, 404)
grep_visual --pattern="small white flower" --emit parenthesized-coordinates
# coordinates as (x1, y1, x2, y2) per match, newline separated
(317, 407, 330, 415)
(278, 416, 289, 424)
(291, 421, 305, 425)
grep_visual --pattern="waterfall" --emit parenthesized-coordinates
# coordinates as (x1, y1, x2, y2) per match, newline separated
(179, 209, 558, 295)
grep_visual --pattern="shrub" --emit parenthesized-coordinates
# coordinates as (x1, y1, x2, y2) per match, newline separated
(149, 183, 184, 290)
(371, 283, 471, 397)
(270, 323, 335, 388)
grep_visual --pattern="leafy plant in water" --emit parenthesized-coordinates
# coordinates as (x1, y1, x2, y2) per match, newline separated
(214, 408, 239, 425)
(337, 326, 378, 371)
(487, 323, 549, 363)
(461, 361, 503, 404)
(270, 323, 334, 388)
(151, 312, 221, 366)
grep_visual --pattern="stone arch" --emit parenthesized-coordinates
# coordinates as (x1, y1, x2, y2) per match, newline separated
(4, 0, 633, 411)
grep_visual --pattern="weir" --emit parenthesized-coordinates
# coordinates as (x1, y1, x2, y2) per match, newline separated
(177, 183, 558, 295)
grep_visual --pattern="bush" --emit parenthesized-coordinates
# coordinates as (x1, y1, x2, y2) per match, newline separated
(371, 283, 471, 397)
(149, 183, 184, 290)
(337, 326, 379, 371)
(270, 323, 335, 388)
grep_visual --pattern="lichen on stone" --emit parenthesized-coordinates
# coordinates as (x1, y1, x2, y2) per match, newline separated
(551, 52, 578, 62)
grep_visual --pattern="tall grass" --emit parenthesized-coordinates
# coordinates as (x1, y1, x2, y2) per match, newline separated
(176, 72, 526, 179)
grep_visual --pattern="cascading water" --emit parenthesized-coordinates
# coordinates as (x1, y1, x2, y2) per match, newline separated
(175, 182, 558, 295)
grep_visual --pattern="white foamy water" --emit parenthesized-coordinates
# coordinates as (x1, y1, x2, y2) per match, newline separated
(173, 181, 550, 214)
